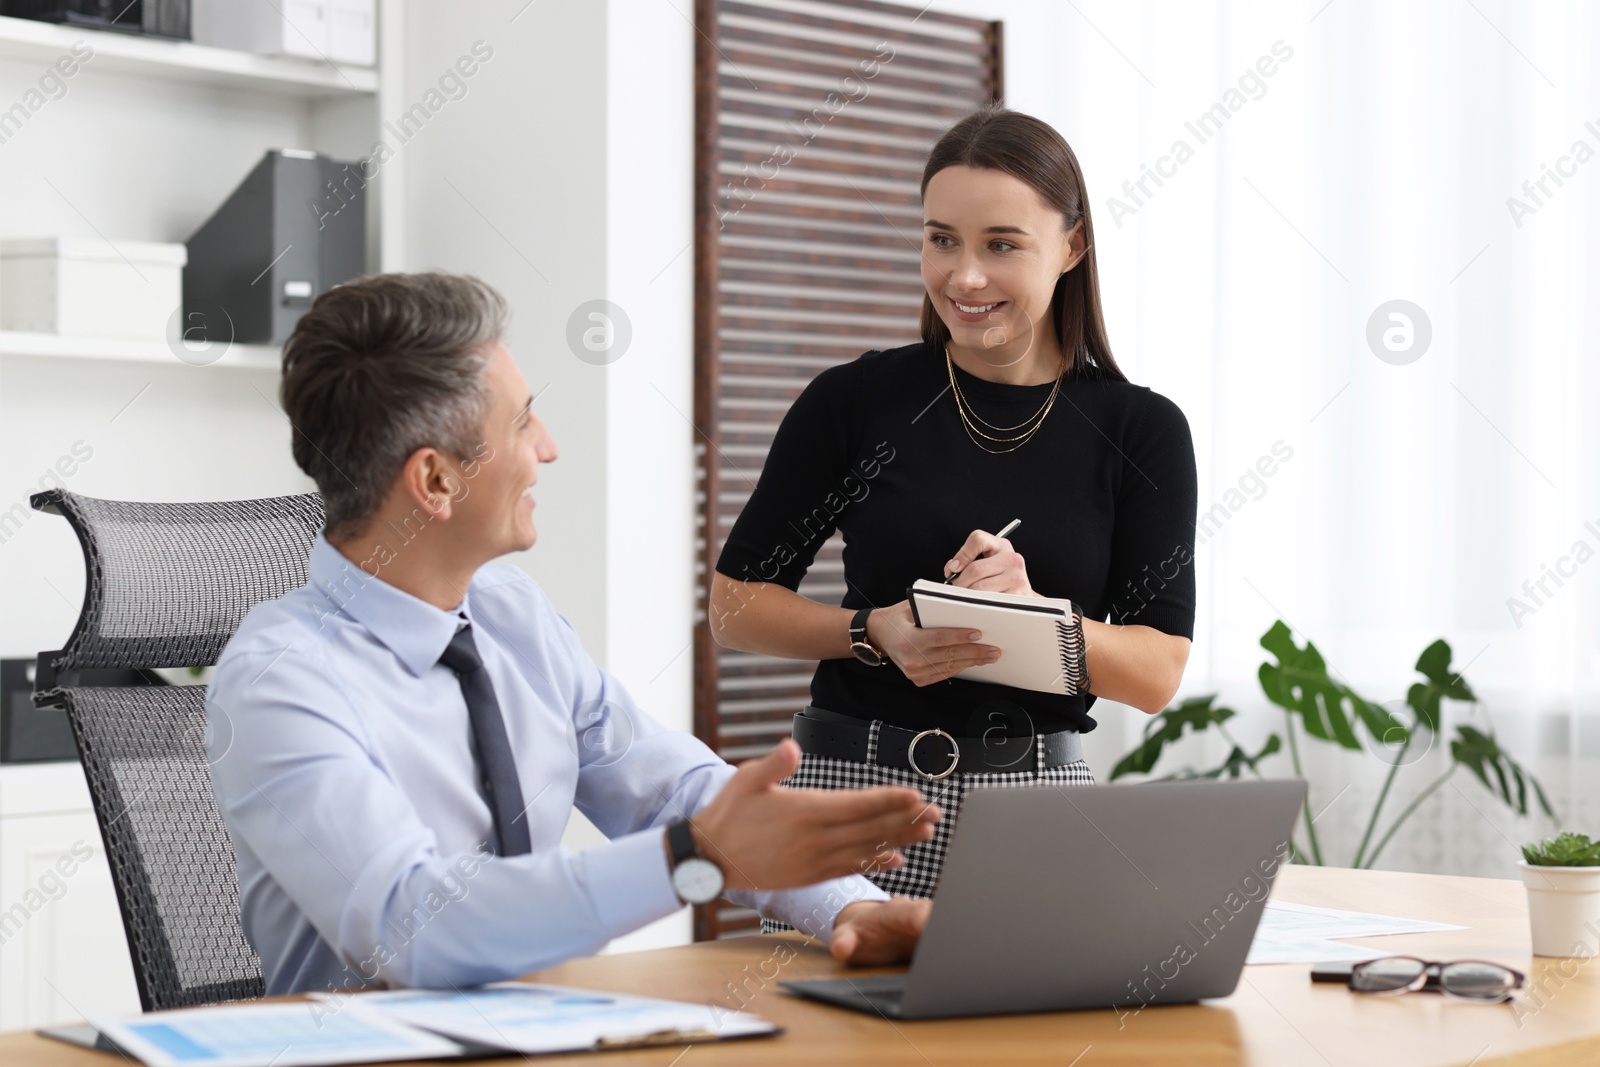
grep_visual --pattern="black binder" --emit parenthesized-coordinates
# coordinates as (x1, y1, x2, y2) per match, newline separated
(184, 149, 369, 345)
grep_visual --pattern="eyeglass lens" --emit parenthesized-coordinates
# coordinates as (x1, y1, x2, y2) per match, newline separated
(1351, 957, 1428, 992)
(1350, 957, 1516, 1001)
(1438, 962, 1519, 1001)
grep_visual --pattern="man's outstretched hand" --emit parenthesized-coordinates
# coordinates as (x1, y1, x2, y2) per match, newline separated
(691, 739, 940, 891)
(830, 897, 933, 965)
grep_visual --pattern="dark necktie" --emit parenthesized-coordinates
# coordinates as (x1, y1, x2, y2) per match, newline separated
(439, 624, 533, 857)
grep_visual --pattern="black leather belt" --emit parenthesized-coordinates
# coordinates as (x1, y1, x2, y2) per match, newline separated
(792, 706, 1085, 780)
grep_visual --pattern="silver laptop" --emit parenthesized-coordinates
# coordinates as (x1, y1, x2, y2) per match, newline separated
(781, 778, 1307, 1019)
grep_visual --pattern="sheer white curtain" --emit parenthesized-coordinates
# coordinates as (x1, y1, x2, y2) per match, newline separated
(1056, 0, 1600, 875)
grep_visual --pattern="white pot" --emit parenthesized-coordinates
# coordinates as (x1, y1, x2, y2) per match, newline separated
(1519, 862, 1600, 957)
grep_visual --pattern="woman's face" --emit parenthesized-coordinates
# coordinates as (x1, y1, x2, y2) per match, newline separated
(920, 165, 1083, 361)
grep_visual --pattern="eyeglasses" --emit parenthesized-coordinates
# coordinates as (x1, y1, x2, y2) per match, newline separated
(1348, 957, 1525, 1003)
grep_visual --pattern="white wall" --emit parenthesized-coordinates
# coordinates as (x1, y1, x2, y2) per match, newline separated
(603, 0, 697, 757)
(596, 0, 698, 952)
(396, 0, 611, 652)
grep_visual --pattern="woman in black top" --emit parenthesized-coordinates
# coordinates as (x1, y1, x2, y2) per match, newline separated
(710, 108, 1197, 917)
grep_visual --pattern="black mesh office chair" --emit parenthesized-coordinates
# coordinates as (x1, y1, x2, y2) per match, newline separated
(30, 490, 325, 1012)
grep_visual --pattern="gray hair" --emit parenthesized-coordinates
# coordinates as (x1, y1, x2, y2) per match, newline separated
(279, 272, 508, 539)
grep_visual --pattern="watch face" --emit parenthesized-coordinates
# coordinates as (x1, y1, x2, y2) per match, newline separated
(672, 857, 725, 904)
(851, 641, 885, 667)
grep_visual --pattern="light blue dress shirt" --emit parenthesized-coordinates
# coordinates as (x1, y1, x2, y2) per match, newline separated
(207, 535, 885, 995)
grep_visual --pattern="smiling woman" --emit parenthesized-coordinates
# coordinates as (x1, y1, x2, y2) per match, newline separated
(708, 108, 1201, 918)
(917, 111, 1120, 394)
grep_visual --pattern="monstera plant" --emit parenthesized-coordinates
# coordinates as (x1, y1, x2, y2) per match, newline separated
(1111, 622, 1554, 867)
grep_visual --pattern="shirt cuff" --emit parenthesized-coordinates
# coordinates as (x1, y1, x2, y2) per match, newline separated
(571, 825, 682, 938)
(729, 874, 890, 941)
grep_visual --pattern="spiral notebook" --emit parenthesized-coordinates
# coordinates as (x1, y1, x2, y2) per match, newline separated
(906, 579, 1085, 696)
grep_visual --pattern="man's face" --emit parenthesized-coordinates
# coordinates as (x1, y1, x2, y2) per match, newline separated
(452, 340, 558, 558)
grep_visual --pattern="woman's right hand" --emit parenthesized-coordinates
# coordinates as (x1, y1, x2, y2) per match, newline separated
(863, 601, 1000, 686)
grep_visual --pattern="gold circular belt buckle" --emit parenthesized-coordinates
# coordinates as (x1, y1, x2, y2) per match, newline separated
(907, 728, 959, 781)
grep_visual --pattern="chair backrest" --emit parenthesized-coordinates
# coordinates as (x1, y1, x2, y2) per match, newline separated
(31, 489, 324, 1013)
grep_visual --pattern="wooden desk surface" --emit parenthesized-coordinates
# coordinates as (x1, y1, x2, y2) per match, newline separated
(5, 865, 1599, 1067)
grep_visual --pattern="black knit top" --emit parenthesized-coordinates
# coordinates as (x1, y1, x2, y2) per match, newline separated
(715, 342, 1198, 736)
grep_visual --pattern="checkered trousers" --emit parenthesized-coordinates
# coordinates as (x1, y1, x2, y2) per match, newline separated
(759, 725, 1095, 935)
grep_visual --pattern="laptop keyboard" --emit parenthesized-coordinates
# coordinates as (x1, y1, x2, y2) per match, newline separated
(782, 975, 908, 1016)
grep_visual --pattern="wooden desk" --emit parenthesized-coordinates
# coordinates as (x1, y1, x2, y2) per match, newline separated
(4, 865, 1599, 1067)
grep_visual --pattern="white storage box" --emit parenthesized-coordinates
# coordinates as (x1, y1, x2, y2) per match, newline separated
(0, 238, 187, 342)
(192, 0, 376, 66)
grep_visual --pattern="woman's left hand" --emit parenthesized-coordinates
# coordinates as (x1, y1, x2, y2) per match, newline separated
(944, 529, 1035, 595)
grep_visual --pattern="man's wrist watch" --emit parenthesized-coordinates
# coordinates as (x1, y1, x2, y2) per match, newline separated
(848, 607, 886, 667)
(666, 820, 724, 905)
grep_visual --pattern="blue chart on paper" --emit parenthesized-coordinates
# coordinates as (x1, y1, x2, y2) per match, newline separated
(124, 1012, 419, 1062)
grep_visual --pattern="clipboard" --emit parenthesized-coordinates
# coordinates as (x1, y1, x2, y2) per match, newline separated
(332, 983, 780, 1057)
(78, 984, 780, 1065)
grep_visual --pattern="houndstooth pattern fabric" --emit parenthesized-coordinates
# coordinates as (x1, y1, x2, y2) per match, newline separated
(760, 724, 1095, 934)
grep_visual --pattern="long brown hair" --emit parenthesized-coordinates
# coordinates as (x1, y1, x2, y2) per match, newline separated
(919, 108, 1127, 383)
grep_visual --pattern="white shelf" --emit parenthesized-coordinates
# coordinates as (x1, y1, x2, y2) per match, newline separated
(0, 15, 377, 98)
(0, 330, 280, 370)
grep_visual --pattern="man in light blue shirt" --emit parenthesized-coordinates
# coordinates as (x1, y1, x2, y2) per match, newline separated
(207, 273, 938, 995)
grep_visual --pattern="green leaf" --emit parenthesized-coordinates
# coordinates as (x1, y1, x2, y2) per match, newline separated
(1405, 681, 1441, 736)
(1108, 695, 1236, 781)
(1405, 639, 1476, 733)
(1258, 621, 1404, 751)
(1450, 725, 1555, 819)
(1413, 639, 1454, 686)
(1193, 735, 1283, 780)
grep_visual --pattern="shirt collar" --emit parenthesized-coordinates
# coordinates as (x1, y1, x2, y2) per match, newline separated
(308, 534, 473, 677)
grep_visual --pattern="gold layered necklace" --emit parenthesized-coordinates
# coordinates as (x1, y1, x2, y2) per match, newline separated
(945, 344, 1068, 454)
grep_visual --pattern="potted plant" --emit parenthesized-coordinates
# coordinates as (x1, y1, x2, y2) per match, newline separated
(1519, 832, 1600, 957)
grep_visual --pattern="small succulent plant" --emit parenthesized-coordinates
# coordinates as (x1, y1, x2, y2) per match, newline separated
(1521, 832, 1600, 867)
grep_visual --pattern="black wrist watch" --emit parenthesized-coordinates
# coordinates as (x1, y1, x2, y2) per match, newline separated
(666, 820, 724, 905)
(849, 607, 886, 667)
